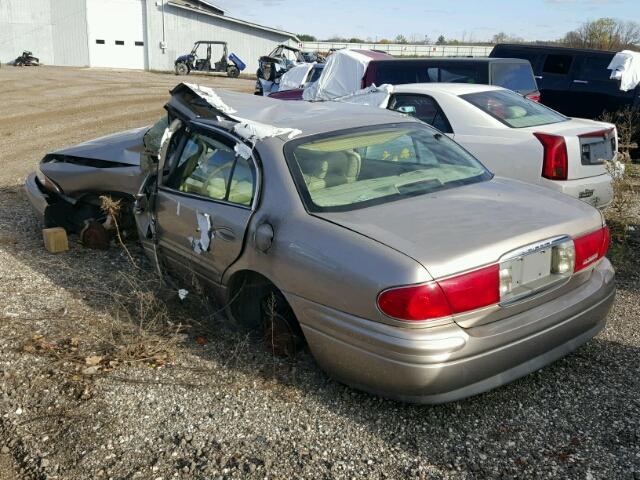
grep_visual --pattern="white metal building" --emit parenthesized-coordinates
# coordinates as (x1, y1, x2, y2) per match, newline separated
(0, 0, 299, 71)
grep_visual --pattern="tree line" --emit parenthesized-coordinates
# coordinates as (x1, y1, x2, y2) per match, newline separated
(298, 18, 640, 51)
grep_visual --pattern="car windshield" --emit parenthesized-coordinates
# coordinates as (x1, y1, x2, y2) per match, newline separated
(490, 62, 537, 93)
(286, 123, 491, 212)
(460, 89, 567, 128)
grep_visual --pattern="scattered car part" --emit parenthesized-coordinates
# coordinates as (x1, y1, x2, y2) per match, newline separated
(80, 219, 110, 250)
(14, 51, 39, 67)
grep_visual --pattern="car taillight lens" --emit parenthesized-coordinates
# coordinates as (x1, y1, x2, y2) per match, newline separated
(526, 93, 541, 102)
(574, 226, 609, 272)
(377, 282, 452, 321)
(377, 265, 499, 321)
(534, 132, 568, 181)
(438, 264, 500, 314)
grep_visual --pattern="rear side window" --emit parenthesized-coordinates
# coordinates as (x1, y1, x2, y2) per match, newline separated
(543, 54, 573, 75)
(388, 94, 453, 134)
(577, 55, 616, 81)
(461, 89, 567, 128)
(491, 62, 537, 93)
(375, 63, 486, 85)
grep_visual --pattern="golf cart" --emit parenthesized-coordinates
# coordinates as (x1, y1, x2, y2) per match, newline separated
(175, 41, 245, 78)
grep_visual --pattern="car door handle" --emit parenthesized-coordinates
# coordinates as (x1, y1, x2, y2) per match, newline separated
(573, 80, 588, 84)
(215, 227, 236, 242)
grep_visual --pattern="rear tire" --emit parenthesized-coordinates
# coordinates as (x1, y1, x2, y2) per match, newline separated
(227, 66, 240, 78)
(228, 274, 305, 357)
(175, 62, 189, 76)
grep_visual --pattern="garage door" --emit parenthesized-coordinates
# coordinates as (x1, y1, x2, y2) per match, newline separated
(87, 0, 146, 69)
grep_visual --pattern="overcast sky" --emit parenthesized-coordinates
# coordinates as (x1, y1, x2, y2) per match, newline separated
(212, 0, 639, 42)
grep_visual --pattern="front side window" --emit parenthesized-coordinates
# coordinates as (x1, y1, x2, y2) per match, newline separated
(388, 94, 453, 134)
(166, 132, 255, 206)
(461, 89, 567, 128)
(285, 123, 491, 212)
(543, 54, 573, 75)
(491, 62, 538, 93)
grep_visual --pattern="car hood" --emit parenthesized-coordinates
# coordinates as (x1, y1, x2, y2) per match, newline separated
(319, 178, 603, 279)
(51, 126, 147, 166)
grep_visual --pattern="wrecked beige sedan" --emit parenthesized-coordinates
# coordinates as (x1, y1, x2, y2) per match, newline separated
(25, 84, 615, 403)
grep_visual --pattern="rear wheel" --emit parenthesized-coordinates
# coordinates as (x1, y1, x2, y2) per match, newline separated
(228, 273, 305, 357)
(227, 66, 240, 78)
(175, 62, 189, 76)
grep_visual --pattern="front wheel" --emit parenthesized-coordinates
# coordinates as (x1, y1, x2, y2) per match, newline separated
(227, 66, 240, 78)
(174, 62, 189, 76)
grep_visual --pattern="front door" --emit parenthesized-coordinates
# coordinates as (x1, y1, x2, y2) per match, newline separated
(155, 127, 258, 285)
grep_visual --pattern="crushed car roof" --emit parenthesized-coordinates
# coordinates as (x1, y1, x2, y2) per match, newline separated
(170, 83, 412, 140)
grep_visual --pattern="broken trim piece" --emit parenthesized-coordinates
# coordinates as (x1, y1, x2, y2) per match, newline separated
(179, 83, 302, 142)
(188, 211, 213, 255)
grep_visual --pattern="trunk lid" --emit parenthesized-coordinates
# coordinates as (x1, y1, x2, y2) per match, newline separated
(524, 118, 616, 180)
(320, 177, 602, 280)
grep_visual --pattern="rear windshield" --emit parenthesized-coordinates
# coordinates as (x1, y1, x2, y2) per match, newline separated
(490, 62, 537, 93)
(375, 62, 487, 85)
(285, 123, 491, 212)
(461, 90, 567, 128)
(308, 66, 324, 83)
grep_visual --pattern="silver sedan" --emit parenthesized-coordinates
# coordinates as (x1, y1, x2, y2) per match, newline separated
(25, 84, 615, 403)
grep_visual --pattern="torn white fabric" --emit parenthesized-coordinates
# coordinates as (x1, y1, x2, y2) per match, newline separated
(188, 212, 212, 254)
(183, 83, 238, 114)
(333, 84, 394, 108)
(279, 63, 314, 91)
(607, 50, 640, 92)
(178, 289, 189, 300)
(234, 142, 253, 159)
(182, 83, 302, 141)
(303, 50, 372, 101)
(233, 121, 301, 142)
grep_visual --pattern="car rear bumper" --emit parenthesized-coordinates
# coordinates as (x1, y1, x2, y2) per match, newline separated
(545, 173, 613, 209)
(24, 172, 49, 219)
(289, 258, 615, 404)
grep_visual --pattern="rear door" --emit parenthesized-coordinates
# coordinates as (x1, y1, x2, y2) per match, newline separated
(538, 53, 575, 114)
(155, 126, 258, 284)
(569, 53, 637, 118)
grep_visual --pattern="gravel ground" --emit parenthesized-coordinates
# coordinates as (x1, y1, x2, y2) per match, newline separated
(1, 66, 640, 480)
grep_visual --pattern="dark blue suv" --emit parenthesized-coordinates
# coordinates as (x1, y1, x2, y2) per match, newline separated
(490, 44, 640, 119)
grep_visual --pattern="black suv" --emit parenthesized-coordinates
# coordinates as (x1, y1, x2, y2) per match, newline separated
(490, 44, 640, 118)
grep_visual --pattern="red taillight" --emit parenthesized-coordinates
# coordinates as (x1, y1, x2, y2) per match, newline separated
(438, 264, 500, 314)
(377, 264, 499, 321)
(574, 226, 609, 272)
(377, 282, 452, 321)
(526, 93, 541, 102)
(534, 132, 568, 181)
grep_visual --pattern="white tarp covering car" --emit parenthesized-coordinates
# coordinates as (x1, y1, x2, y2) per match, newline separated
(278, 63, 315, 91)
(303, 49, 373, 101)
(607, 50, 640, 92)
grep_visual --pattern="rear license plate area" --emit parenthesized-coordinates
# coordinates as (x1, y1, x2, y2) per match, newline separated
(581, 139, 613, 165)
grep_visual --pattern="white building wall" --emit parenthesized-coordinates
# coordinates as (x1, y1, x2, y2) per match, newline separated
(145, 2, 297, 73)
(0, 0, 54, 65)
(51, 0, 90, 66)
